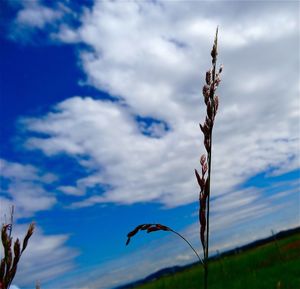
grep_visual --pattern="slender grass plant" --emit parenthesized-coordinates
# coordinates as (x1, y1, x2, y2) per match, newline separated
(0, 207, 35, 289)
(195, 26, 222, 289)
(126, 29, 222, 289)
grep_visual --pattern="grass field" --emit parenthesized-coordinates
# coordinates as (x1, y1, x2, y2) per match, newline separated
(134, 233, 300, 289)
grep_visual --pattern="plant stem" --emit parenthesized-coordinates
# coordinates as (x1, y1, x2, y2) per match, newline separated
(126, 223, 204, 264)
(204, 144, 212, 289)
(170, 229, 204, 264)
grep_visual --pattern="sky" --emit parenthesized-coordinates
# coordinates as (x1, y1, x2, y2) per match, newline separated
(0, 0, 299, 288)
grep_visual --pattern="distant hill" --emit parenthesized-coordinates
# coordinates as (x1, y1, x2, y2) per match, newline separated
(114, 226, 300, 289)
(114, 264, 192, 289)
(219, 226, 300, 258)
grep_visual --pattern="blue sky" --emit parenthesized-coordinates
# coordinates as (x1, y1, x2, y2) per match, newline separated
(0, 1, 299, 288)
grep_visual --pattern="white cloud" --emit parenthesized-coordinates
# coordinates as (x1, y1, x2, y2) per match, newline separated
(22, 87, 299, 209)
(16, 3, 63, 29)
(58, 185, 84, 196)
(0, 159, 57, 218)
(8, 0, 79, 43)
(18, 0, 299, 210)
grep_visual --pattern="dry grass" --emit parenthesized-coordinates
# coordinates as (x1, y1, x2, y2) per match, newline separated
(126, 223, 202, 263)
(195, 27, 222, 289)
(126, 28, 223, 289)
(0, 208, 35, 289)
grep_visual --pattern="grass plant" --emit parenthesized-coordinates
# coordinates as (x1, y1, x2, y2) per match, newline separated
(126, 28, 222, 289)
(0, 207, 35, 289)
(196, 27, 222, 289)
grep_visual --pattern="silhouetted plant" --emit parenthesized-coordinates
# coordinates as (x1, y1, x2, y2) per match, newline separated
(195, 27, 222, 289)
(126, 28, 222, 289)
(126, 223, 202, 263)
(0, 209, 35, 289)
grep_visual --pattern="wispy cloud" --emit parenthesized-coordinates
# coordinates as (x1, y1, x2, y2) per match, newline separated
(16, 3, 63, 29)
(51, 180, 299, 289)
(7, 224, 79, 288)
(14, 0, 299, 211)
(0, 159, 56, 218)
(7, 0, 81, 43)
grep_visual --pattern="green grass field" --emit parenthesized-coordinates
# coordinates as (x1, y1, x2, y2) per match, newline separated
(135, 233, 300, 289)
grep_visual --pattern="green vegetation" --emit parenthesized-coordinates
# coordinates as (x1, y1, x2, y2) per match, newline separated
(134, 233, 300, 289)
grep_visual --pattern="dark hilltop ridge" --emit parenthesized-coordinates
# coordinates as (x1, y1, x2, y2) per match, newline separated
(114, 226, 300, 289)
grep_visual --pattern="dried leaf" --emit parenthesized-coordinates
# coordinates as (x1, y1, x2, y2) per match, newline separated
(195, 169, 202, 188)
(21, 223, 35, 253)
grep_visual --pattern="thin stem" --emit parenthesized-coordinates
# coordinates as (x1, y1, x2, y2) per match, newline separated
(8, 205, 14, 238)
(169, 229, 204, 264)
(204, 144, 212, 289)
(126, 223, 204, 265)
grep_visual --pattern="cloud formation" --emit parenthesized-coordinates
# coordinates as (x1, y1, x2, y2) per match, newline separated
(2, 0, 299, 288)
(54, 179, 299, 289)
(20, 0, 299, 209)
(0, 159, 56, 218)
(7, 0, 82, 43)
(16, 2, 63, 29)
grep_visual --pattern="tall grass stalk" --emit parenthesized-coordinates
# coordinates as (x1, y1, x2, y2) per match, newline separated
(195, 27, 222, 289)
(126, 29, 222, 289)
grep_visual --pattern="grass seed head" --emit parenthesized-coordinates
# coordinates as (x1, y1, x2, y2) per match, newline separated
(1, 221, 35, 289)
(126, 224, 171, 246)
(21, 223, 35, 253)
(197, 27, 222, 263)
